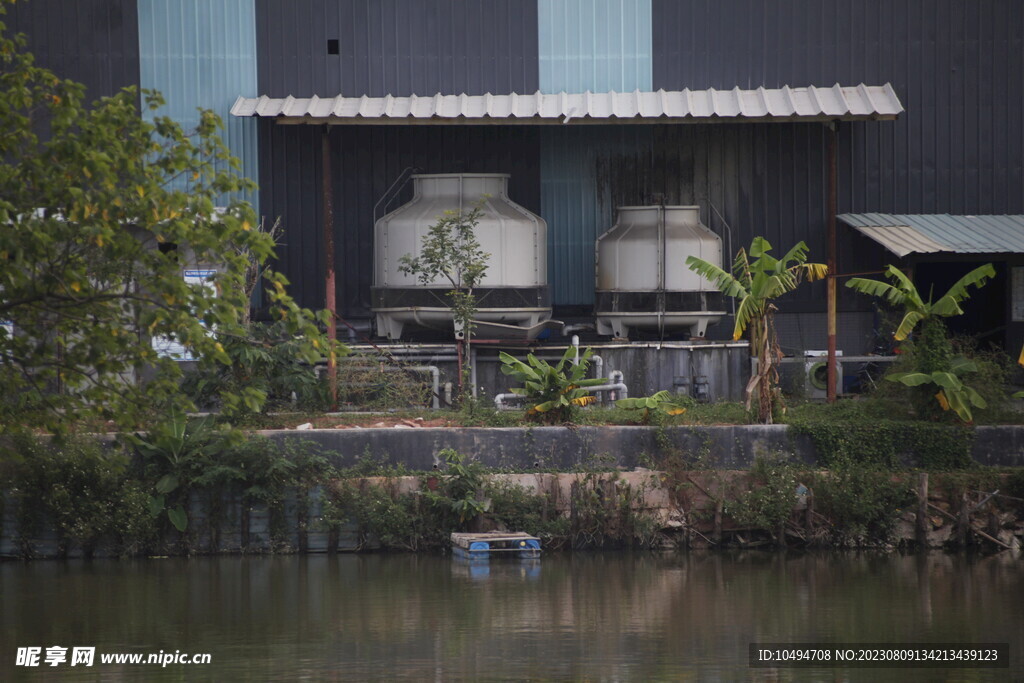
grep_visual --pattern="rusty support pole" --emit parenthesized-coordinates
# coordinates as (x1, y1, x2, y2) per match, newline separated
(322, 127, 338, 409)
(826, 122, 838, 403)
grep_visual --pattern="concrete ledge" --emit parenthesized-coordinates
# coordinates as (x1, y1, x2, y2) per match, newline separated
(260, 424, 1024, 469)
(260, 425, 814, 470)
(971, 426, 1024, 467)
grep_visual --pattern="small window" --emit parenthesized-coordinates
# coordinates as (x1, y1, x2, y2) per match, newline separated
(327, 39, 339, 55)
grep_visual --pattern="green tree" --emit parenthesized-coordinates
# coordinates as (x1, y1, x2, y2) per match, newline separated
(0, 7, 337, 435)
(399, 204, 488, 399)
(686, 237, 827, 423)
(846, 263, 995, 422)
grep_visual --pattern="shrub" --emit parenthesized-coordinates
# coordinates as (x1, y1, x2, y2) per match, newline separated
(810, 456, 913, 545)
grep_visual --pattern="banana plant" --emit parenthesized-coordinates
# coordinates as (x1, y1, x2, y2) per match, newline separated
(886, 356, 987, 423)
(847, 263, 994, 421)
(616, 390, 688, 425)
(129, 410, 228, 532)
(686, 237, 827, 423)
(846, 264, 995, 341)
(498, 346, 607, 423)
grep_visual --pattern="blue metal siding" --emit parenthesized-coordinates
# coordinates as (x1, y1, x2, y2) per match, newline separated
(541, 127, 653, 306)
(538, 0, 652, 93)
(138, 0, 259, 208)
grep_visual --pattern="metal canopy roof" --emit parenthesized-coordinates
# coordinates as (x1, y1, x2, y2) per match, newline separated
(230, 83, 902, 125)
(838, 213, 1024, 257)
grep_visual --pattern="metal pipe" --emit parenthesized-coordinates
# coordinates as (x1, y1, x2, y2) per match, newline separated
(321, 127, 337, 409)
(470, 345, 478, 399)
(709, 201, 736, 318)
(493, 382, 629, 411)
(826, 122, 838, 403)
(608, 370, 627, 401)
(493, 393, 524, 410)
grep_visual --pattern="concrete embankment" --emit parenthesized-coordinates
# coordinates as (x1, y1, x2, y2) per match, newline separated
(260, 425, 1024, 469)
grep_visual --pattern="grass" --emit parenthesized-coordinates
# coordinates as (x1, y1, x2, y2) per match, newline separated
(222, 394, 1007, 430)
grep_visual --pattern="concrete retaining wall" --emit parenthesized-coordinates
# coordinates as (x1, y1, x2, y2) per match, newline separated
(261, 424, 1024, 469)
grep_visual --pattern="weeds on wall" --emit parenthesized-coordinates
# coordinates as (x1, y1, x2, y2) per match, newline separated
(569, 471, 662, 549)
(0, 423, 342, 558)
(788, 418, 974, 469)
(726, 455, 800, 544)
(808, 456, 913, 546)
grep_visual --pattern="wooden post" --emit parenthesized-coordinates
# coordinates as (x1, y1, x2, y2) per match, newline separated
(241, 505, 250, 551)
(297, 492, 309, 554)
(804, 491, 815, 538)
(321, 127, 338, 410)
(713, 499, 723, 544)
(826, 122, 838, 403)
(955, 492, 970, 547)
(915, 472, 929, 548)
(327, 527, 339, 554)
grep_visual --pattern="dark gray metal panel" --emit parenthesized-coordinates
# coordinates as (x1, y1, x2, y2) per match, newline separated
(652, 0, 1024, 217)
(258, 122, 541, 315)
(255, 0, 539, 97)
(261, 120, 877, 326)
(539, 123, 876, 312)
(5, 0, 140, 100)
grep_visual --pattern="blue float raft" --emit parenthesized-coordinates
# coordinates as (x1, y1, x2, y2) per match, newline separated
(450, 532, 541, 560)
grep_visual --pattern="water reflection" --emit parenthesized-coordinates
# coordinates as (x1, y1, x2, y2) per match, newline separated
(1, 551, 1020, 680)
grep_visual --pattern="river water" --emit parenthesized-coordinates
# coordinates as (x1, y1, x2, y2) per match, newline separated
(1, 551, 1021, 681)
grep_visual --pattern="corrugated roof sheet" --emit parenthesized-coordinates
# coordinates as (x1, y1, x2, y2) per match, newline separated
(839, 213, 1024, 256)
(231, 83, 902, 124)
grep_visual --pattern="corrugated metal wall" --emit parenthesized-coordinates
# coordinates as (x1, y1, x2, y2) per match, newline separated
(11, 0, 1023, 352)
(137, 0, 259, 208)
(652, 0, 1024, 217)
(536, 121, 874, 314)
(541, 127, 653, 305)
(4, 0, 140, 101)
(255, 0, 540, 97)
(254, 0, 542, 316)
(538, 0, 654, 305)
(259, 124, 542, 315)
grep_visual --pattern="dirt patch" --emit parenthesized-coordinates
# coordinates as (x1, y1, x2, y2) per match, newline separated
(310, 416, 455, 430)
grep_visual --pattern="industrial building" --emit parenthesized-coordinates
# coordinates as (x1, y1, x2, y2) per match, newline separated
(9, 0, 1024, 400)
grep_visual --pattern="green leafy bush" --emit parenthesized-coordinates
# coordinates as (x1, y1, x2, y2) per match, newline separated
(130, 411, 231, 532)
(809, 456, 913, 545)
(499, 346, 607, 423)
(847, 264, 996, 422)
(486, 481, 570, 547)
(182, 320, 335, 416)
(790, 418, 974, 469)
(727, 455, 800, 538)
(2, 436, 156, 556)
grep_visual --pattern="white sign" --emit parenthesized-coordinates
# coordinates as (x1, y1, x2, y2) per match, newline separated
(152, 269, 218, 361)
